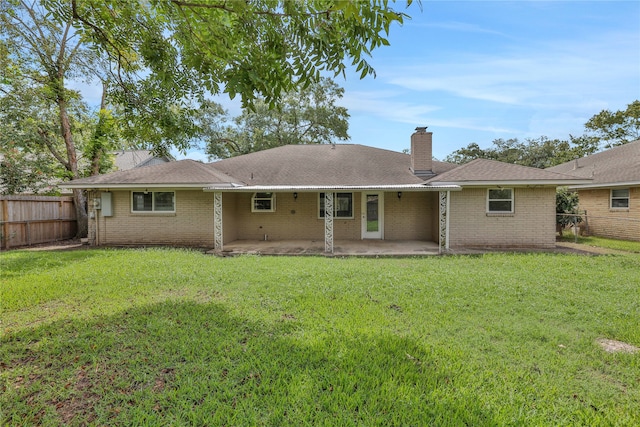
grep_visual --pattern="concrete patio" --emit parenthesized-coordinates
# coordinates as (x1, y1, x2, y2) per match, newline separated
(208, 240, 441, 257)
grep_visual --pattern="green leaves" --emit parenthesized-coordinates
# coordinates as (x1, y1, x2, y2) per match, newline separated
(71, 0, 412, 108)
(204, 77, 350, 159)
(585, 100, 640, 148)
(556, 187, 582, 228)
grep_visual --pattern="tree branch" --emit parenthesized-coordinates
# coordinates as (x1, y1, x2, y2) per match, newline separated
(169, 0, 335, 17)
(70, 0, 134, 69)
(37, 128, 70, 170)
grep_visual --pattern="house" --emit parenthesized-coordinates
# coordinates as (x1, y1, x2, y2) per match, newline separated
(112, 150, 174, 171)
(62, 128, 589, 253)
(547, 140, 640, 241)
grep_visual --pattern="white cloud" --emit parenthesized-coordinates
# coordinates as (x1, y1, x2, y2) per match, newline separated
(384, 29, 639, 110)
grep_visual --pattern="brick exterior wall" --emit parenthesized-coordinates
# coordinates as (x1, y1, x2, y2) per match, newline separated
(87, 190, 440, 246)
(577, 187, 640, 241)
(87, 188, 557, 248)
(410, 129, 433, 175)
(448, 187, 557, 248)
(384, 191, 437, 240)
(89, 190, 215, 247)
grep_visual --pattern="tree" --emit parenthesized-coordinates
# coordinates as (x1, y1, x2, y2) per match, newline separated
(444, 136, 579, 168)
(3, 1, 414, 235)
(62, 0, 413, 111)
(0, 141, 61, 195)
(0, 1, 108, 235)
(556, 187, 582, 237)
(205, 78, 349, 158)
(442, 142, 488, 165)
(584, 100, 640, 148)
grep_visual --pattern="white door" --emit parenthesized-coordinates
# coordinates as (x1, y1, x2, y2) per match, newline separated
(362, 192, 383, 239)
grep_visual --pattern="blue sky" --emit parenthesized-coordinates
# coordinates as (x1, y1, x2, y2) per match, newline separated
(179, 0, 639, 162)
(336, 0, 640, 160)
(67, 1, 638, 161)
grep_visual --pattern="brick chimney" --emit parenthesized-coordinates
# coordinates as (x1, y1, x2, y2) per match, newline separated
(411, 126, 435, 178)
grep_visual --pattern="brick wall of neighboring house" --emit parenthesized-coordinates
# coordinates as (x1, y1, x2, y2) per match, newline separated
(577, 187, 640, 241)
(448, 187, 557, 248)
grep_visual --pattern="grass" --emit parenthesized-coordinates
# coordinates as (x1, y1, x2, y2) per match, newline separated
(559, 234, 640, 253)
(1, 248, 639, 426)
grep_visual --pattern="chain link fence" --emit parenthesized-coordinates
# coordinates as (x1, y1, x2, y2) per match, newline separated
(557, 211, 640, 242)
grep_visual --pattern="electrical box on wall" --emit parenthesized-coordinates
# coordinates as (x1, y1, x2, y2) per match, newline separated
(101, 192, 113, 217)
(93, 198, 101, 209)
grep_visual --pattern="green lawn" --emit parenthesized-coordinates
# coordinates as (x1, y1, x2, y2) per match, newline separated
(559, 234, 640, 253)
(1, 249, 639, 426)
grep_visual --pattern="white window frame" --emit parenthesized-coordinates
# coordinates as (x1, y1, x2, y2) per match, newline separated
(131, 191, 176, 213)
(251, 192, 276, 212)
(318, 192, 354, 219)
(610, 188, 630, 209)
(487, 188, 514, 213)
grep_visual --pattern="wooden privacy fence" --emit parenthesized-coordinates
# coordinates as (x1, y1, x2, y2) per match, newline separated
(0, 195, 77, 249)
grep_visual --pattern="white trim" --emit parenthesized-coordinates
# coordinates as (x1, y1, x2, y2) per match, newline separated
(205, 184, 462, 192)
(318, 192, 354, 219)
(486, 188, 514, 214)
(610, 188, 630, 209)
(251, 192, 276, 212)
(569, 181, 640, 190)
(131, 191, 176, 213)
(431, 180, 592, 187)
(361, 192, 384, 239)
(63, 183, 214, 189)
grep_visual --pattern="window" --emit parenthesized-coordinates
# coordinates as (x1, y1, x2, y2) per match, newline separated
(319, 192, 353, 218)
(132, 191, 175, 212)
(487, 188, 514, 213)
(252, 192, 275, 212)
(611, 188, 629, 209)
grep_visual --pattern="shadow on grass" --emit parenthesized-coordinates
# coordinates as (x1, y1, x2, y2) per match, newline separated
(0, 249, 106, 278)
(1, 300, 496, 426)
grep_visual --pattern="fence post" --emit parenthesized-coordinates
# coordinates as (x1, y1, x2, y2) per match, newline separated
(583, 210, 589, 235)
(1, 199, 9, 250)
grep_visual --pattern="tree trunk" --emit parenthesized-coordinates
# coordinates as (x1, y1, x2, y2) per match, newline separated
(73, 188, 88, 237)
(58, 82, 88, 238)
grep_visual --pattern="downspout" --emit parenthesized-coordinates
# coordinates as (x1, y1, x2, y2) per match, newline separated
(95, 198, 99, 246)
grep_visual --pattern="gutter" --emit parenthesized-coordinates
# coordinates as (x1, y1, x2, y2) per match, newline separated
(429, 179, 594, 187)
(203, 184, 462, 192)
(568, 181, 640, 190)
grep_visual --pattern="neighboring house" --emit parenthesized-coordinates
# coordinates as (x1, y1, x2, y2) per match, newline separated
(547, 140, 640, 241)
(112, 150, 174, 171)
(63, 128, 589, 253)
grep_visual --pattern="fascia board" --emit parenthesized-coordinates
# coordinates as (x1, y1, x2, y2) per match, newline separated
(430, 180, 593, 187)
(568, 181, 640, 190)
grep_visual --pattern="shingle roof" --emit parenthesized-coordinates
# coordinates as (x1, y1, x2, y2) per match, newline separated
(65, 159, 238, 188)
(212, 144, 456, 186)
(112, 150, 174, 170)
(426, 158, 589, 185)
(546, 140, 640, 187)
(64, 143, 590, 190)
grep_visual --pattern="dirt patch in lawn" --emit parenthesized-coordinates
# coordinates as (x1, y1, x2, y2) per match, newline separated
(4, 238, 85, 252)
(597, 338, 639, 354)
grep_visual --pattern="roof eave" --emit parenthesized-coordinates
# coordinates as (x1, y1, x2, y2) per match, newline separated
(429, 179, 594, 187)
(61, 183, 224, 189)
(568, 181, 640, 190)
(204, 184, 462, 192)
